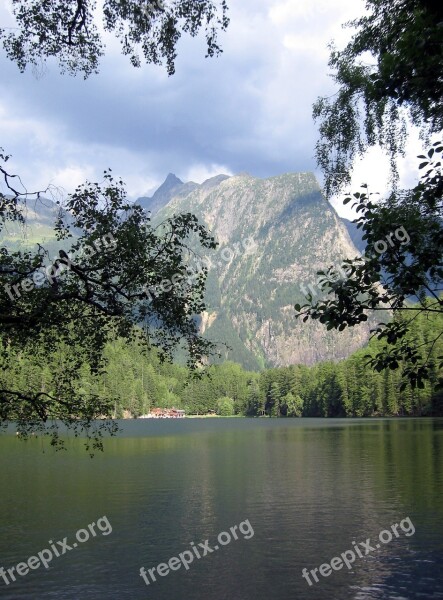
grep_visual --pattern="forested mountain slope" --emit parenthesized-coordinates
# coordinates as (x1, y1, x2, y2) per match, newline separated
(153, 171, 374, 369)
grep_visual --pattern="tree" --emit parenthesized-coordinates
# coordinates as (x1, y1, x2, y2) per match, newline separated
(0, 1, 229, 451)
(0, 0, 229, 78)
(245, 379, 262, 416)
(268, 381, 281, 417)
(300, 0, 443, 388)
(216, 396, 234, 416)
(0, 151, 217, 450)
(313, 0, 443, 197)
(283, 392, 303, 417)
(296, 144, 443, 389)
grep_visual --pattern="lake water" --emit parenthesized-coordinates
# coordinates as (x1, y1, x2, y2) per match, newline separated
(0, 418, 442, 599)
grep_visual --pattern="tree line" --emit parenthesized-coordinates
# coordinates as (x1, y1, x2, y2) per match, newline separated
(1, 0, 441, 448)
(2, 300, 441, 420)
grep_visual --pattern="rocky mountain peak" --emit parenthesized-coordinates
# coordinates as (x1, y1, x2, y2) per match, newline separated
(150, 170, 373, 369)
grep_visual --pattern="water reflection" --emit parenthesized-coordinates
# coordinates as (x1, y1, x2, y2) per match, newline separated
(0, 418, 442, 599)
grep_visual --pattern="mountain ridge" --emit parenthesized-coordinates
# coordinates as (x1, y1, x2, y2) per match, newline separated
(1, 171, 375, 370)
(150, 170, 373, 369)
(136, 172, 231, 217)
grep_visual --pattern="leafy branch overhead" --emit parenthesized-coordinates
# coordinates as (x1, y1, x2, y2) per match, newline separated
(0, 151, 218, 450)
(303, 0, 443, 390)
(0, 0, 229, 77)
(296, 143, 443, 390)
(313, 0, 443, 197)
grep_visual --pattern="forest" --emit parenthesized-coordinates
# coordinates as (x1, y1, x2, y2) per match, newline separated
(2, 300, 441, 420)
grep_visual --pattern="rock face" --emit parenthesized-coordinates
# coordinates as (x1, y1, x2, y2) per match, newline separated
(2, 173, 373, 370)
(151, 171, 372, 370)
(137, 173, 199, 216)
(342, 217, 366, 252)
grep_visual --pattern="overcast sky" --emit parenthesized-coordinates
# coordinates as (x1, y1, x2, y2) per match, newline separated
(0, 0, 424, 216)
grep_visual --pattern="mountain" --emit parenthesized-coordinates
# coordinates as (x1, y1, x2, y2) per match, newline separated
(2, 173, 379, 371)
(151, 172, 375, 370)
(341, 217, 366, 253)
(0, 197, 68, 254)
(137, 173, 199, 216)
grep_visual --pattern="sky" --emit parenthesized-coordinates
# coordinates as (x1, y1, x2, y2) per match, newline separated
(0, 0, 425, 217)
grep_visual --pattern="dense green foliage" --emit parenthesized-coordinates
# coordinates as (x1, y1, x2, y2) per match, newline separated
(0, 153, 217, 451)
(3, 300, 441, 420)
(308, 0, 443, 388)
(296, 145, 443, 390)
(0, 0, 229, 77)
(0, 0, 229, 451)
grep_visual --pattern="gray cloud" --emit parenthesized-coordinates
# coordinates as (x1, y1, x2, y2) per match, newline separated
(0, 0, 366, 199)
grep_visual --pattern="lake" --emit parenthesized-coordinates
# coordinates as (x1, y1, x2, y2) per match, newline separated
(0, 418, 442, 599)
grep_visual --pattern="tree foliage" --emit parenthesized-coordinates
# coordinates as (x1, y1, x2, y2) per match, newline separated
(296, 143, 443, 389)
(0, 149, 217, 450)
(305, 0, 443, 387)
(313, 0, 443, 197)
(0, 1, 229, 451)
(216, 396, 234, 415)
(0, 0, 229, 77)
(5, 305, 441, 423)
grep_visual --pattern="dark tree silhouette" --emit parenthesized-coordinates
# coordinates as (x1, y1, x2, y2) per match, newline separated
(0, 0, 229, 77)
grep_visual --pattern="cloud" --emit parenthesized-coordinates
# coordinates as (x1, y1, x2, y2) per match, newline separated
(183, 163, 233, 184)
(328, 123, 428, 220)
(0, 0, 425, 214)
